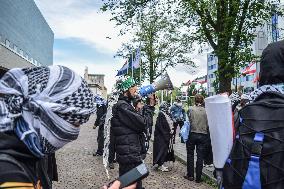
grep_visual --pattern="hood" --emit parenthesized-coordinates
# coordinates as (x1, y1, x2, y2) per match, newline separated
(259, 40, 284, 86)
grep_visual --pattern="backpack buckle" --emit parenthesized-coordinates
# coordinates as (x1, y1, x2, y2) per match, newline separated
(251, 133, 264, 156)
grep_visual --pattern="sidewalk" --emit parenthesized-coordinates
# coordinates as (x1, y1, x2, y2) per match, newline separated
(173, 135, 216, 181)
(151, 115, 216, 182)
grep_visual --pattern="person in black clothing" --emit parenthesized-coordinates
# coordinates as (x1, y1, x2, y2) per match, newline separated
(153, 102, 173, 172)
(133, 96, 156, 158)
(112, 76, 154, 189)
(93, 100, 107, 156)
(143, 94, 157, 147)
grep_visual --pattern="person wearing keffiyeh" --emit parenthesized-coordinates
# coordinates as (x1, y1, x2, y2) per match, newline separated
(0, 66, 96, 189)
(222, 40, 284, 189)
(153, 102, 173, 172)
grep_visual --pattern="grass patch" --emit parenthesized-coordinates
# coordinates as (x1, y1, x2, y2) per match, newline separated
(202, 175, 218, 188)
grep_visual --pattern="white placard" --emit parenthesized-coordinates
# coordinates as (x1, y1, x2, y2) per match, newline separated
(205, 94, 233, 169)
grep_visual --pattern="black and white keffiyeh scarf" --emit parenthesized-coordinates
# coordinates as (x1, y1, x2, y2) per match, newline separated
(249, 83, 284, 102)
(0, 66, 96, 158)
(94, 95, 106, 107)
(159, 102, 174, 130)
(102, 91, 119, 179)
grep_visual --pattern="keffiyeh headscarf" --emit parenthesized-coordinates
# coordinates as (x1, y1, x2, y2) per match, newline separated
(229, 92, 241, 105)
(159, 101, 170, 113)
(0, 66, 96, 158)
(102, 90, 119, 179)
(159, 102, 173, 130)
(94, 95, 106, 107)
(249, 83, 284, 102)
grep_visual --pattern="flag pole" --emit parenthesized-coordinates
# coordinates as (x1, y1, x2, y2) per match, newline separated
(139, 59, 142, 85)
(131, 51, 134, 79)
(161, 62, 164, 102)
(127, 60, 129, 75)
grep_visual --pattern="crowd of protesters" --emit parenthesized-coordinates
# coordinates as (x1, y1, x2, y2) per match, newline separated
(1, 39, 284, 189)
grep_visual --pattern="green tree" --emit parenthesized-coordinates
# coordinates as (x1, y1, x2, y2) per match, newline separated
(102, 0, 283, 93)
(103, 1, 195, 83)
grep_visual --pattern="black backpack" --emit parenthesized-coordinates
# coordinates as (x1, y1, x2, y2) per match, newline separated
(223, 92, 284, 189)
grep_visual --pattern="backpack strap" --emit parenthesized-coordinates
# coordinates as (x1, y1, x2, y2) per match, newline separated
(242, 132, 264, 189)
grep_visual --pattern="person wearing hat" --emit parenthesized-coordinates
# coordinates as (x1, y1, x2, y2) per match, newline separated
(111, 76, 154, 189)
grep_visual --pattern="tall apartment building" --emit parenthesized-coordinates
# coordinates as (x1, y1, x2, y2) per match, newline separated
(0, 0, 54, 77)
(207, 53, 218, 96)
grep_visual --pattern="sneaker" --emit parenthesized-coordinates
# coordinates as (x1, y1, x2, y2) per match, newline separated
(195, 179, 202, 183)
(147, 151, 152, 155)
(93, 152, 102, 156)
(158, 165, 169, 172)
(152, 164, 159, 171)
(183, 175, 194, 181)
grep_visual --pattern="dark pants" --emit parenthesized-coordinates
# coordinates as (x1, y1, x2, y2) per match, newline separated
(119, 162, 143, 189)
(108, 130, 116, 163)
(173, 121, 184, 143)
(186, 132, 209, 181)
(96, 125, 104, 155)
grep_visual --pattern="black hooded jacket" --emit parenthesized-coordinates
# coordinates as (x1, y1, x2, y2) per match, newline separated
(111, 95, 154, 164)
(95, 103, 107, 127)
(0, 131, 55, 188)
(259, 40, 284, 86)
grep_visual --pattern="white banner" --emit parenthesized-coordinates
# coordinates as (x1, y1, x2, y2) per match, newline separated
(205, 94, 233, 169)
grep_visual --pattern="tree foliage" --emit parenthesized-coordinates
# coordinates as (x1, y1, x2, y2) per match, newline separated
(103, 0, 195, 83)
(102, 0, 283, 92)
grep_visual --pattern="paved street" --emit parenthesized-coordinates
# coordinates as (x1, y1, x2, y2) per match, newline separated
(53, 116, 213, 189)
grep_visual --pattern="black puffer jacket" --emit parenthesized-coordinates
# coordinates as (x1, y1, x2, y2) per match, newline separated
(111, 95, 154, 164)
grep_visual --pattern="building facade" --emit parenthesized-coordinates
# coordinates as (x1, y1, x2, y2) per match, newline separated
(207, 53, 218, 96)
(0, 0, 54, 77)
(84, 67, 107, 99)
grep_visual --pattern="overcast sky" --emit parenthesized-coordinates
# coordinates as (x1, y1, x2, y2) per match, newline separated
(34, 0, 208, 92)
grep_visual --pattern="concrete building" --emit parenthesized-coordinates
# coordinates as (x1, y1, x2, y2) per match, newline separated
(0, 0, 54, 77)
(84, 67, 107, 99)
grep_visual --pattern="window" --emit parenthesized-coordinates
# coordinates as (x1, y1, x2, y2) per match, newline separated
(5, 39, 10, 48)
(13, 45, 18, 52)
(19, 49, 24, 56)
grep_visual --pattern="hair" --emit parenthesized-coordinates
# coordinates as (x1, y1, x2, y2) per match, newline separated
(146, 94, 156, 105)
(195, 94, 204, 106)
